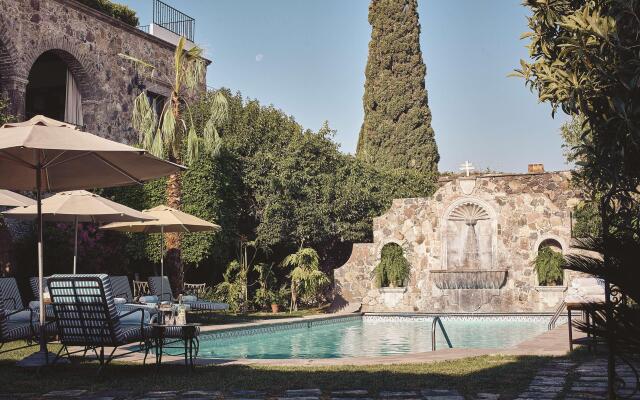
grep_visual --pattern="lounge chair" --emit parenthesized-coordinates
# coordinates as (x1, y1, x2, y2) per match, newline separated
(28, 276, 55, 318)
(108, 276, 158, 316)
(148, 276, 228, 311)
(47, 274, 154, 370)
(0, 277, 41, 354)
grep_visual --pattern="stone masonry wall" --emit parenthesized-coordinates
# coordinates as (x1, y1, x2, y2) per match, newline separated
(334, 171, 583, 313)
(0, 0, 205, 143)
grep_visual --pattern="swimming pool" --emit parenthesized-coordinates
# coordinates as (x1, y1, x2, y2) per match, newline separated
(190, 314, 559, 359)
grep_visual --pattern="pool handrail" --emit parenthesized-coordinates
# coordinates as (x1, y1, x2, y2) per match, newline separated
(548, 300, 566, 330)
(431, 316, 453, 351)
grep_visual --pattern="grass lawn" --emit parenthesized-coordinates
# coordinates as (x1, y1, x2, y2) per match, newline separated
(0, 341, 554, 398)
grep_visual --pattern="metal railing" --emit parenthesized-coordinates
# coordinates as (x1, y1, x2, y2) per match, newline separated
(432, 316, 453, 351)
(137, 24, 150, 34)
(548, 300, 566, 330)
(152, 0, 195, 41)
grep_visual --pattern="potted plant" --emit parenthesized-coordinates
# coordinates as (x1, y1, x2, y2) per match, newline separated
(532, 246, 565, 286)
(374, 243, 410, 288)
(274, 285, 291, 313)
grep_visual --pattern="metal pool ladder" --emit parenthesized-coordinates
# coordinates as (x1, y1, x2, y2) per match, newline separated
(548, 301, 566, 330)
(432, 316, 453, 351)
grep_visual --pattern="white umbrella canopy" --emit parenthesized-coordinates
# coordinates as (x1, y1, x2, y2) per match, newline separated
(2, 190, 157, 273)
(0, 115, 184, 364)
(0, 189, 36, 207)
(101, 205, 220, 298)
(100, 205, 220, 233)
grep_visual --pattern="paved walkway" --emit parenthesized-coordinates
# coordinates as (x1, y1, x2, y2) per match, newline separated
(516, 357, 640, 400)
(3, 357, 639, 399)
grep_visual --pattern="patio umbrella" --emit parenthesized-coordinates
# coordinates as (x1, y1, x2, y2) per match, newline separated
(2, 190, 157, 274)
(0, 115, 184, 364)
(0, 190, 36, 207)
(101, 205, 220, 298)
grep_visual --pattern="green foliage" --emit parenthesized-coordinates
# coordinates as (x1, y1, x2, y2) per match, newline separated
(572, 199, 601, 239)
(532, 247, 564, 286)
(121, 39, 228, 164)
(374, 243, 410, 287)
(213, 260, 248, 313)
(76, 0, 139, 26)
(357, 0, 439, 175)
(0, 98, 15, 126)
(281, 247, 330, 311)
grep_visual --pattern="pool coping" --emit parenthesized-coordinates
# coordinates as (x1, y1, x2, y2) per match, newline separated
(110, 312, 580, 367)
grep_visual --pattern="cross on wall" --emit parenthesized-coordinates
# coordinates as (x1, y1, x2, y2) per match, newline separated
(459, 161, 475, 177)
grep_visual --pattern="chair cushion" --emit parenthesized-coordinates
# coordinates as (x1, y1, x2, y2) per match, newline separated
(182, 295, 198, 303)
(138, 295, 158, 304)
(118, 309, 151, 326)
(4, 323, 33, 340)
(188, 301, 228, 311)
(162, 325, 200, 339)
(113, 297, 127, 304)
(6, 310, 32, 324)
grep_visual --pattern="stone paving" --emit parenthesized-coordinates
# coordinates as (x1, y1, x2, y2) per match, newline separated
(4, 357, 640, 399)
(2, 387, 476, 400)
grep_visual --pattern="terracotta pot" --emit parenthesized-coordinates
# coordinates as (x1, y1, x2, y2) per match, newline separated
(271, 303, 279, 313)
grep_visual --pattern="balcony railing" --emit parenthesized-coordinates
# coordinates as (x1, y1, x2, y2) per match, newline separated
(152, 0, 195, 42)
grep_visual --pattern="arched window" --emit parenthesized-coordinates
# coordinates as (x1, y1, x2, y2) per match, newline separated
(374, 243, 410, 288)
(534, 239, 564, 286)
(25, 51, 83, 125)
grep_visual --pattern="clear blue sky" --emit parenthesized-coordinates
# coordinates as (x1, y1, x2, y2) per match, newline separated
(120, 0, 568, 173)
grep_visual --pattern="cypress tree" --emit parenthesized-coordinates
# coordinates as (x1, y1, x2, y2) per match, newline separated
(356, 0, 439, 175)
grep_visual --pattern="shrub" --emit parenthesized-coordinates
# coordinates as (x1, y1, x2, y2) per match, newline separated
(374, 243, 410, 288)
(77, 0, 139, 27)
(533, 247, 564, 286)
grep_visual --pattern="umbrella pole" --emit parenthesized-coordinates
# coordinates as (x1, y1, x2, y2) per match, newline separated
(36, 163, 47, 358)
(160, 225, 164, 302)
(73, 216, 78, 274)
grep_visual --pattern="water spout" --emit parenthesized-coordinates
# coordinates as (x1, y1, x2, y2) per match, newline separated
(462, 219, 480, 269)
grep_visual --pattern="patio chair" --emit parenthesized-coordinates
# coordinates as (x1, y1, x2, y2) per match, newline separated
(184, 282, 207, 297)
(0, 277, 40, 354)
(28, 276, 55, 318)
(29, 276, 49, 300)
(47, 274, 154, 371)
(148, 276, 228, 311)
(109, 276, 158, 316)
(133, 280, 150, 297)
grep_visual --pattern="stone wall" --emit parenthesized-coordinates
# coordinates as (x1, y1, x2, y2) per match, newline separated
(334, 171, 583, 313)
(0, 0, 205, 143)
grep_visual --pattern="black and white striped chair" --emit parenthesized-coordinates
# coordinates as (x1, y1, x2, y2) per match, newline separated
(109, 276, 158, 316)
(29, 276, 48, 300)
(47, 274, 153, 370)
(28, 276, 55, 318)
(148, 276, 228, 311)
(0, 277, 37, 354)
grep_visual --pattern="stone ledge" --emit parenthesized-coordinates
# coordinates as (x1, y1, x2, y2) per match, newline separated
(534, 286, 567, 293)
(378, 287, 408, 294)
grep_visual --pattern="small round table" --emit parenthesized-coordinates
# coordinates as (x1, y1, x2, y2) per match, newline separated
(149, 323, 200, 369)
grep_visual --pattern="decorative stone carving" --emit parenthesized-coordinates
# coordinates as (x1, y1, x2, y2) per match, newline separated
(430, 270, 508, 289)
(458, 177, 476, 195)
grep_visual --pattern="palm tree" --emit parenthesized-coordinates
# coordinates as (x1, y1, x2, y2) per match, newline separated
(120, 37, 229, 291)
(280, 247, 330, 311)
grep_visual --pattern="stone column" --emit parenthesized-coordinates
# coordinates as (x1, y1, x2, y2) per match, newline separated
(3, 75, 28, 121)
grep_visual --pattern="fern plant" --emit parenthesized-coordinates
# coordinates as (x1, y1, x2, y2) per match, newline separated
(374, 243, 410, 288)
(280, 247, 330, 311)
(533, 246, 564, 286)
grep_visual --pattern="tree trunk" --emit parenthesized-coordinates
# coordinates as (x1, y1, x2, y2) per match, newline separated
(166, 166, 183, 295)
(291, 280, 298, 312)
(166, 92, 184, 295)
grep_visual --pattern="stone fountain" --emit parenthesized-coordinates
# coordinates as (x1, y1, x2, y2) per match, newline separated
(431, 201, 507, 289)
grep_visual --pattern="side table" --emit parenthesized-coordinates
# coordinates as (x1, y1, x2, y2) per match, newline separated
(149, 323, 200, 369)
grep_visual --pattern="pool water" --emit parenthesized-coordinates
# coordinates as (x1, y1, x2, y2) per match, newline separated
(192, 315, 552, 359)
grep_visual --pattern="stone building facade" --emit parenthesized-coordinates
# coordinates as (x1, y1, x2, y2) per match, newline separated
(334, 171, 582, 313)
(0, 0, 204, 142)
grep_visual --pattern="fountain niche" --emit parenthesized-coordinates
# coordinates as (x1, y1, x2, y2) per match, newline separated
(431, 201, 507, 289)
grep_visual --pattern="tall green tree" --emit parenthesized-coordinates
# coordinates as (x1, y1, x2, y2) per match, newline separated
(120, 38, 229, 291)
(356, 0, 439, 176)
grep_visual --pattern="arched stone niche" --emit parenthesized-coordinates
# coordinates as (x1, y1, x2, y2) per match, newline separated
(432, 198, 505, 290)
(442, 198, 497, 270)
